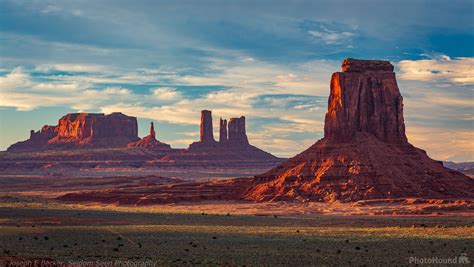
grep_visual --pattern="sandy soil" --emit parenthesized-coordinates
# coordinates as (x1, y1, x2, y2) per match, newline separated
(0, 206, 472, 266)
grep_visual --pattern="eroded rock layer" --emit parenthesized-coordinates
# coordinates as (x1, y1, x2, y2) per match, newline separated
(244, 58, 474, 202)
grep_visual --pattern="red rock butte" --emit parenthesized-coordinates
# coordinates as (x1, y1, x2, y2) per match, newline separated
(244, 58, 474, 202)
(7, 112, 139, 151)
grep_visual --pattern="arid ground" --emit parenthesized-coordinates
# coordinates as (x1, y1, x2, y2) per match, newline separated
(0, 166, 473, 266)
(1, 202, 473, 266)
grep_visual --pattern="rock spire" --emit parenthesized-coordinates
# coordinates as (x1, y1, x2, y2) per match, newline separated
(200, 110, 215, 143)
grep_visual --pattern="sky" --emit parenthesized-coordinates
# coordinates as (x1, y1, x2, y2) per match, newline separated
(0, 0, 473, 161)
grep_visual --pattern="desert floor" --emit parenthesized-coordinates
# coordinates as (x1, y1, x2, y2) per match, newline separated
(0, 200, 473, 266)
(0, 168, 473, 265)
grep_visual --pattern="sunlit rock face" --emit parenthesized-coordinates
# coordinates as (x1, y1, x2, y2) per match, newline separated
(7, 112, 139, 151)
(245, 58, 474, 202)
(324, 59, 407, 144)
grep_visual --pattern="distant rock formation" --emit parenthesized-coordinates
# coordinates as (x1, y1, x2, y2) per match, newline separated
(8, 112, 139, 151)
(200, 110, 216, 143)
(6, 109, 280, 165)
(219, 118, 227, 143)
(183, 110, 279, 161)
(444, 161, 474, 177)
(150, 122, 156, 138)
(127, 122, 172, 150)
(244, 58, 474, 202)
(228, 116, 249, 145)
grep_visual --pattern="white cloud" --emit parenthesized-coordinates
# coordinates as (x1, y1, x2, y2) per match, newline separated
(102, 87, 131, 95)
(240, 56, 255, 63)
(407, 126, 474, 162)
(33, 82, 84, 91)
(35, 63, 106, 73)
(0, 67, 32, 89)
(152, 87, 182, 101)
(308, 30, 354, 44)
(398, 56, 474, 85)
(177, 56, 335, 96)
(100, 103, 200, 125)
(0, 69, 135, 111)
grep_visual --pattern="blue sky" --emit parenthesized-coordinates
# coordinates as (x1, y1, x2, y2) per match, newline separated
(0, 0, 473, 161)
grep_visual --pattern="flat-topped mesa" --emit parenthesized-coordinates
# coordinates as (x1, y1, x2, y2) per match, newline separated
(341, 58, 394, 72)
(51, 112, 138, 142)
(219, 118, 228, 143)
(7, 112, 139, 151)
(200, 110, 216, 143)
(324, 58, 407, 144)
(228, 116, 249, 145)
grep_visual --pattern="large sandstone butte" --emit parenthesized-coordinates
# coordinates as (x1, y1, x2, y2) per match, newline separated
(8, 112, 139, 151)
(244, 58, 474, 202)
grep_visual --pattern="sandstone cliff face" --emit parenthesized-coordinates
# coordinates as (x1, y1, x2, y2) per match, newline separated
(245, 58, 474, 202)
(228, 116, 249, 145)
(50, 112, 138, 144)
(219, 118, 227, 143)
(127, 122, 172, 150)
(324, 60, 406, 143)
(200, 110, 215, 143)
(8, 112, 139, 151)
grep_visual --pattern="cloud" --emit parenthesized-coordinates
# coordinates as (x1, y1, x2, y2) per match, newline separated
(152, 87, 183, 101)
(240, 57, 255, 63)
(100, 103, 200, 125)
(102, 87, 131, 95)
(0, 67, 32, 89)
(35, 64, 107, 73)
(308, 30, 354, 44)
(407, 126, 474, 162)
(0, 68, 135, 111)
(398, 56, 474, 85)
